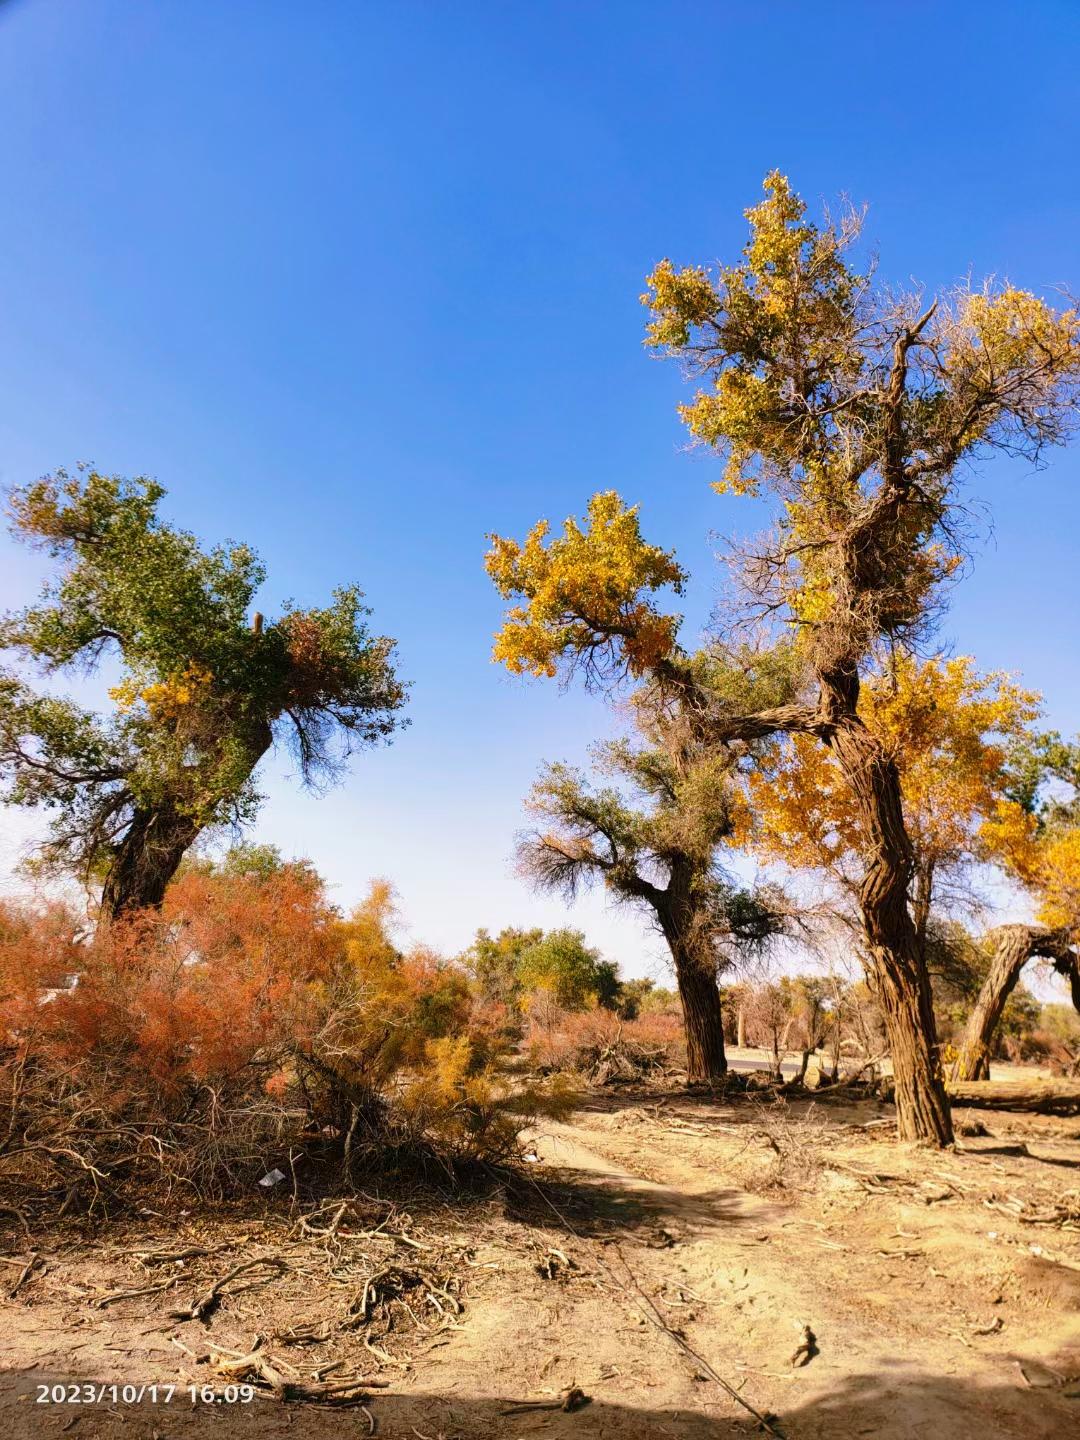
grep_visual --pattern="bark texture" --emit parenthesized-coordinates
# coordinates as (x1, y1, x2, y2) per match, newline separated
(667, 938, 728, 1083)
(657, 861, 728, 1083)
(953, 924, 1077, 1082)
(99, 802, 202, 921)
(818, 665, 954, 1145)
(665, 653, 956, 1143)
(946, 1078, 1080, 1115)
(100, 724, 273, 922)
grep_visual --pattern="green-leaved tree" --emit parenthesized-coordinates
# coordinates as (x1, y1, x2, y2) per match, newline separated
(0, 469, 407, 918)
(519, 712, 786, 1081)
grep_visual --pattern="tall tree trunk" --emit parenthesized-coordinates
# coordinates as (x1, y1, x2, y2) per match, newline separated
(100, 801, 202, 921)
(656, 915, 725, 1081)
(736, 1005, 746, 1049)
(657, 865, 728, 1083)
(820, 667, 954, 1145)
(671, 941, 728, 1082)
(953, 925, 1075, 1082)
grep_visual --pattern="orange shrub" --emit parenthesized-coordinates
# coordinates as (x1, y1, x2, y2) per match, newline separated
(0, 899, 84, 1044)
(527, 1004, 683, 1080)
(0, 867, 566, 1201)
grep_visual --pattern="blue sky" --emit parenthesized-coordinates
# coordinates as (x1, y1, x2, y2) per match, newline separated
(1, 1, 1078, 985)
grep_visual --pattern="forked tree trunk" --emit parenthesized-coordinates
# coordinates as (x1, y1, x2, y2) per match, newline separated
(953, 925, 1076, 1082)
(821, 669, 954, 1146)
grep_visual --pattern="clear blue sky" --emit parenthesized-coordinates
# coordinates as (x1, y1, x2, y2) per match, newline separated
(1, 1, 1078, 982)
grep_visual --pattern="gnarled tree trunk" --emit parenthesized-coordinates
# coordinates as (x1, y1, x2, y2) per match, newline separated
(953, 924, 1076, 1081)
(670, 941, 728, 1082)
(100, 802, 203, 921)
(657, 872, 727, 1083)
(820, 668, 954, 1145)
(100, 723, 273, 922)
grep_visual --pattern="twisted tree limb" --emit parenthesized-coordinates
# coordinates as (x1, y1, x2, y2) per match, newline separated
(952, 925, 1077, 1082)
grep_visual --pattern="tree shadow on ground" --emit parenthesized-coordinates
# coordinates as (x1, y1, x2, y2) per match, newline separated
(570, 1081, 891, 1124)
(501, 1162, 768, 1237)
(958, 1140, 1080, 1170)
(4, 1362, 1076, 1440)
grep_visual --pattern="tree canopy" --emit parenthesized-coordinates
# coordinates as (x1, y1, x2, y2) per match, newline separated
(0, 468, 407, 914)
(486, 173, 1080, 1144)
(459, 924, 619, 1013)
(734, 654, 1042, 927)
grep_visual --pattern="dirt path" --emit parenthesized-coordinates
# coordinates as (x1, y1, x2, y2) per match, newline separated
(2, 1088, 1079, 1438)
(527, 1092, 1080, 1438)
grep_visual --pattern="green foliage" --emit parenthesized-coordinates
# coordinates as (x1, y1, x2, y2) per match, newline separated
(1040, 1003, 1080, 1044)
(516, 927, 615, 1011)
(689, 637, 808, 717)
(615, 976, 677, 1021)
(459, 926, 543, 1008)
(520, 732, 785, 966)
(216, 843, 295, 882)
(592, 958, 623, 1010)
(460, 925, 622, 1013)
(0, 467, 407, 900)
(999, 983, 1042, 1041)
(1003, 732, 1080, 833)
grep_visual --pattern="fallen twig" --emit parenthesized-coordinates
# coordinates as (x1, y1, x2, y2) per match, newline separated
(95, 1278, 178, 1308)
(8, 1252, 44, 1298)
(210, 1348, 391, 1404)
(169, 1256, 289, 1322)
(500, 1386, 590, 1416)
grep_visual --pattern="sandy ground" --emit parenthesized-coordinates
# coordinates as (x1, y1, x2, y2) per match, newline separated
(2, 1084, 1079, 1439)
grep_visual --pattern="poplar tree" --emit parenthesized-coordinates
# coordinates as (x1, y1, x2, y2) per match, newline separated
(1, 469, 406, 918)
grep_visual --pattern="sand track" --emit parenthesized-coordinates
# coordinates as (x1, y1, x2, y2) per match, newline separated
(2, 1087, 1079, 1438)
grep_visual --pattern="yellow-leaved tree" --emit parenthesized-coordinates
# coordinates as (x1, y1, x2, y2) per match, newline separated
(490, 173, 1080, 1145)
(950, 739, 1080, 1080)
(733, 654, 1041, 938)
(488, 492, 793, 1081)
(730, 653, 1080, 1078)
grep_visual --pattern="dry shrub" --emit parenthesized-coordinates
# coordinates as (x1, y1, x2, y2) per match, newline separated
(733, 1098, 830, 1193)
(1002, 1027, 1080, 1074)
(528, 1006, 683, 1084)
(0, 873, 569, 1210)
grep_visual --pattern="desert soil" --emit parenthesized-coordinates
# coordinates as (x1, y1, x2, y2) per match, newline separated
(2, 1083, 1079, 1439)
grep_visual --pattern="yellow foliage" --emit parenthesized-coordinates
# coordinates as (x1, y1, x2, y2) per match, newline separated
(485, 491, 686, 679)
(340, 878, 400, 973)
(1032, 828, 1080, 938)
(400, 1034, 576, 1161)
(735, 655, 1041, 886)
(641, 257, 718, 349)
(960, 287, 1080, 385)
(640, 175, 1080, 667)
(109, 663, 214, 720)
